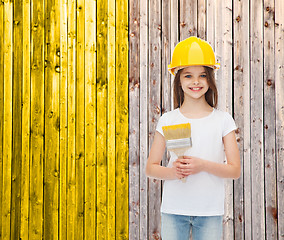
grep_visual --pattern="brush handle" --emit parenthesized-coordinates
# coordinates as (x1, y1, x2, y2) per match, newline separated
(179, 163, 187, 183)
(170, 147, 191, 183)
(181, 177, 186, 183)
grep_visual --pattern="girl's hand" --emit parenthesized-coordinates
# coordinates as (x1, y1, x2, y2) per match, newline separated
(172, 160, 189, 179)
(174, 156, 205, 176)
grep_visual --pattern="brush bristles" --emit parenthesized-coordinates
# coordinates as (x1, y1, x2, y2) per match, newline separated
(162, 123, 191, 140)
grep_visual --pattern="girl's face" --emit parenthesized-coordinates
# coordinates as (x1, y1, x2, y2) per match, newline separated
(179, 66, 209, 101)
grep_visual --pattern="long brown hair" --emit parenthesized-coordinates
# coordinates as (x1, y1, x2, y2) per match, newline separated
(173, 66, 218, 109)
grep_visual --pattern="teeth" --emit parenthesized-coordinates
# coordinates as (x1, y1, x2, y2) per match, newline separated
(191, 87, 201, 90)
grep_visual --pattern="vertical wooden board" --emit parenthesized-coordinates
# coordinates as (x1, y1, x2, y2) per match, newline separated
(161, 0, 171, 116)
(107, 0, 116, 239)
(250, 0, 265, 239)
(11, 0, 22, 239)
(197, 0, 206, 39)
(161, 0, 171, 193)
(115, 0, 128, 238)
(220, 0, 233, 111)
(212, 1, 234, 238)
(59, 0, 68, 238)
(206, 0, 215, 45)
(213, 0, 221, 107)
(21, 0, 31, 239)
(67, 0, 76, 238)
(84, 0, 96, 239)
(170, 0, 178, 110)
(2, 1, 13, 239)
(0, 1, 4, 238)
(44, 0, 60, 238)
(179, 0, 197, 39)
(233, 0, 250, 239)
(263, 1, 278, 239)
(96, 0, 108, 237)
(275, 0, 284, 238)
(215, 1, 234, 239)
(30, 0, 45, 238)
(129, 0, 140, 238)
(148, 0, 161, 239)
(232, 3, 252, 240)
(161, 0, 171, 168)
(139, 0, 148, 238)
(76, 0, 85, 239)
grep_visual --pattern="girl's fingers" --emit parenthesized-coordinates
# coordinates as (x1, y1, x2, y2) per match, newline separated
(177, 168, 191, 176)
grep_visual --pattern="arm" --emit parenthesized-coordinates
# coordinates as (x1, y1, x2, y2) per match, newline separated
(205, 130, 241, 179)
(145, 131, 186, 180)
(175, 131, 241, 179)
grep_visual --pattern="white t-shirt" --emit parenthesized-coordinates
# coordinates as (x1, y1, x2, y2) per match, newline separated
(156, 108, 237, 216)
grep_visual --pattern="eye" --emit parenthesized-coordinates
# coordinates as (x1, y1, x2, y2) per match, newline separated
(200, 74, 207, 78)
(185, 74, 192, 78)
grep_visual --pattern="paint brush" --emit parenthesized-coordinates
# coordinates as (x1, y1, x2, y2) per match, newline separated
(162, 123, 192, 182)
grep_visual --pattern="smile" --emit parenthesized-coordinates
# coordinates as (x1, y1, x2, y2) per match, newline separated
(189, 87, 203, 91)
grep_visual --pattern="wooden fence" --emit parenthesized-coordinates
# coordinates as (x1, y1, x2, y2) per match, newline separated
(0, 0, 284, 240)
(129, 0, 284, 240)
(0, 0, 128, 239)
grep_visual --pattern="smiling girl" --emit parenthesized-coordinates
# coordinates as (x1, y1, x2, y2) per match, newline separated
(146, 37, 240, 240)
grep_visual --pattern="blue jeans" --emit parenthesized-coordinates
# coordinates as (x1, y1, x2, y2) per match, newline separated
(161, 213, 223, 240)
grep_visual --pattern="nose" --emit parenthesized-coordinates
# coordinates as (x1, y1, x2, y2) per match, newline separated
(193, 79, 199, 85)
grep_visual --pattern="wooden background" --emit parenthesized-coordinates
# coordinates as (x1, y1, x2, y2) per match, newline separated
(0, 0, 128, 239)
(129, 0, 284, 240)
(0, 0, 284, 240)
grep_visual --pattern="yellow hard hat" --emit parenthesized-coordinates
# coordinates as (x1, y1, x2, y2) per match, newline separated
(168, 36, 220, 75)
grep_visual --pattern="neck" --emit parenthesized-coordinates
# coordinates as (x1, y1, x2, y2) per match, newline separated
(180, 96, 212, 114)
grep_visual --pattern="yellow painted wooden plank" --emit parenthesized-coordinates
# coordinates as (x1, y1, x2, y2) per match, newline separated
(12, 0, 23, 238)
(107, 0, 116, 239)
(21, 0, 31, 239)
(0, 1, 4, 237)
(2, 1, 13, 239)
(59, 0, 68, 239)
(76, 0, 85, 239)
(67, 0, 76, 239)
(30, 0, 45, 238)
(84, 0, 97, 238)
(97, 0, 108, 238)
(44, 0, 60, 238)
(116, 0, 129, 238)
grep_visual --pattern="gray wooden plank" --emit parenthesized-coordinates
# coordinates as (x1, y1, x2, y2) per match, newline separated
(161, 0, 171, 169)
(263, 0, 278, 239)
(170, 0, 178, 110)
(213, 1, 234, 239)
(148, 0, 162, 239)
(129, 0, 140, 238)
(140, 0, 149, 239)
(206, 0, 215, 45)
(179, 0, 197, 39)
(197, 0, 206, 39)
(250, 0, 265, 239)
(275, 0, 284, 239)
(233, 0, 250, 239)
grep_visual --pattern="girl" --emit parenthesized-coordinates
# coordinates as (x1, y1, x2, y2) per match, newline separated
(146, 36, 240, 240)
